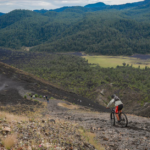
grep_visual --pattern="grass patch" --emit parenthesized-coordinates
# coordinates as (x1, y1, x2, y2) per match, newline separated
(83, 55, 150, 68)
(34, 99, 39, 103)
(0, 111, 29, 122)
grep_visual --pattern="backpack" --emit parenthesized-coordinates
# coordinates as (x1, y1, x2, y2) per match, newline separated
(114, 95, 120, 102)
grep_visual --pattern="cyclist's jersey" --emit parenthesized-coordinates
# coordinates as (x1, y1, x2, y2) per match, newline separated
(107, 95, 123, 107)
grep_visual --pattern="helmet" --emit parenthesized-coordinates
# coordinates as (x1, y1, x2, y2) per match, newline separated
(111, 94, 116, 99)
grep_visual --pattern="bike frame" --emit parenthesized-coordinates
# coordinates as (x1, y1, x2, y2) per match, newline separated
(109, 107, 128, 127)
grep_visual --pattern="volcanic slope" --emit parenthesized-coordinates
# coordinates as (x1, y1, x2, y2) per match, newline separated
(0, 61, 108, 112)
(0, 62, 150, 150)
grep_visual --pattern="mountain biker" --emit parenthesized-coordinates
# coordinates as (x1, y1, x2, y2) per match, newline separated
(106, 94, 123, 122)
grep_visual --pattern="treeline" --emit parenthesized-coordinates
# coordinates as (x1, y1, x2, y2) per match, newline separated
(0, 5, 150, 55)
(31, 17, 150, 55)
(0, 49, 150, 102)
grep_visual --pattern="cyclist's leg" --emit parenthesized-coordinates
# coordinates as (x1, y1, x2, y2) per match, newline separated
(115, 106, 120, 121)
(118, 104, 123, 120)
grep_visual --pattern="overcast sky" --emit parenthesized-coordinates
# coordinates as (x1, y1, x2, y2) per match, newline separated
(0, 0, 144, 13)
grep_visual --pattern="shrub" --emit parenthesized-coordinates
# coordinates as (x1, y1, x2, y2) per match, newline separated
(35, 94, 38, 98)
(34, 100, 39, 103)
(39, 95, 42, 98)
(28, 93, 32, 97)
(24, 95, 27, 99)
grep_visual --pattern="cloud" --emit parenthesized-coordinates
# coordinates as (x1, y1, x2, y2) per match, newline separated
(0, 0, 144, 13)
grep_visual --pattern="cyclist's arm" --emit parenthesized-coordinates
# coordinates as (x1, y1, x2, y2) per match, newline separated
(107, 99, 114, 108)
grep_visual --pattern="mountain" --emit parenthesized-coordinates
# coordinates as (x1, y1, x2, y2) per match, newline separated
(33, 0, 150, 13)
(0, 12, 4, 16)
(84, 0, 150, 11)
(34, 9, 48, 14)
(85, 2, 107, 8)
(50, 6, 74, 12)
(0, 10, 40, 29)
(0, 1, 150, 55)
(107, 0, 150, 10)
(34, 6, 90, 14)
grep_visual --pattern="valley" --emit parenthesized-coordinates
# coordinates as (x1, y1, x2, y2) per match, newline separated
(0, 61, 150, 150)
(83, 54, 150, 68)
(1, 0, 150, 149)
(0, 48, 150, 117)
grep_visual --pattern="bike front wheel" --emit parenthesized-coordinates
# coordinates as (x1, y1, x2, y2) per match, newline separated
(110, 112, 115, 126)
(119, 112, 128, 127)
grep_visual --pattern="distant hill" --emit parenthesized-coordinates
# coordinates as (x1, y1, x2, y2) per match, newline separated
(50, 6, 74, 12)
(0, 12, 4, 16)
(0, 1, 150, 55)
(34, 0, 150, 13)
(34, 9, 48, 14)
(85, 2, 107, 8)
(0, 10, 40, 29)
(34, 6, 90, 14)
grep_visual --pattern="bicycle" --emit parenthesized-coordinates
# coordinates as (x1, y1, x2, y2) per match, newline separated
(110, 107, 128, 127)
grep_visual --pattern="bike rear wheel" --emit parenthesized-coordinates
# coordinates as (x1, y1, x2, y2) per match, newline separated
(119, 112, 128, 127)
(110, 112, 115, 126)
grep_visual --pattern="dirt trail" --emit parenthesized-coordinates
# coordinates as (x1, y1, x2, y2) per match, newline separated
(47, 107, 150, 150)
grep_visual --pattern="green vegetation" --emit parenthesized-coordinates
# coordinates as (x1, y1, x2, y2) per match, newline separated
(0, 3, 150, 55)
(1, 48, 150, 105)
(1, 51, 148, 101)
(34, 100, 39, 103)
(35, 94, 38, 98)
(39, 95, 43, 98)
(83, 55, 150, 68)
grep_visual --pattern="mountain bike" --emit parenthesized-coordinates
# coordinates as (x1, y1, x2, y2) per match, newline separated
(110, 107, 128, 127)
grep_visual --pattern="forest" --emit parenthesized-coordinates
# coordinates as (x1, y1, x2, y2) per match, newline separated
(0, 0, 150, 55)
(0, 48, 150, 105)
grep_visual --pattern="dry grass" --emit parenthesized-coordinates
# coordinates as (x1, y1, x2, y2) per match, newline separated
(0, 111, 28, 122)
(2, 134, 17, 149)
(58, 102, 80, 109)
(0, 110, 105, 149)
(79, 128, 105, 150)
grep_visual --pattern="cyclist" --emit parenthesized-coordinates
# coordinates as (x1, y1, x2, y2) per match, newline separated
(106, 94, 123, 122)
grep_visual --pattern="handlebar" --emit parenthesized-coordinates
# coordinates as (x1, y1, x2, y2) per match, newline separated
(107, 107, 115, 112)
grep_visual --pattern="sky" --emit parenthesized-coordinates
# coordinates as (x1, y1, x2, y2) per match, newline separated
(0, 0, 144, 13)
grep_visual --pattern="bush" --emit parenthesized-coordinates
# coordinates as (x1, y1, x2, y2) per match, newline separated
(24, 95, 27, 99)
(34, 99, 39, 103)
(28, 93, 32, 97)
(35, 94, 38, 98)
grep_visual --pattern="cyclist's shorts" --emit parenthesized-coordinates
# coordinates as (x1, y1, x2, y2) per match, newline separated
(115, 104, 123, 113)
